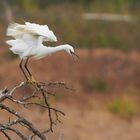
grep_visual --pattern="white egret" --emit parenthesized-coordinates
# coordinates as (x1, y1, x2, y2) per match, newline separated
(6, 22, 78, 84)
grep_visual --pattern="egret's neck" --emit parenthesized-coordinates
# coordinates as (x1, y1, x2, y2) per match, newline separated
(36, 44, 69, 59)
(46, 45, 66, 54)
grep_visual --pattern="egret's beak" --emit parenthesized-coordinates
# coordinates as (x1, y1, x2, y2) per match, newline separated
(70, 51, 79, 62)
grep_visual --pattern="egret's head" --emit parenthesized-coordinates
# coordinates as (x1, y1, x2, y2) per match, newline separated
(64, 44, 79, 61)
(44, 31, 57, 42)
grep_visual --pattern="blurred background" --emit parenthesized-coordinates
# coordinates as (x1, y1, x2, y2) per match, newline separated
(0, 0, 140, 140)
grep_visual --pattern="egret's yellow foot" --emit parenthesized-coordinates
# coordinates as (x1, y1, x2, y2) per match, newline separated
(26, 76, 37, 85)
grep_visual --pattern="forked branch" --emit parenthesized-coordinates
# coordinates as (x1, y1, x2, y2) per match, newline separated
(0, 81, 71, 140)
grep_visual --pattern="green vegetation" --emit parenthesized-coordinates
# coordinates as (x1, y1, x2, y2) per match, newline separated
(7, 0, 140, 12)
(1, 0, 140, 50)
(6, 51, 18, 59)
(55, 92, 65, 100)
(87, 77, 109, 92)
(108, 96, 137, 121)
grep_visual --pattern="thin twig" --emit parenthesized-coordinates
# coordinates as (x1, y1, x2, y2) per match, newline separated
(1, 130, 11, 140)
(0, 81, 71, 139)
(0, 104, 46, 140)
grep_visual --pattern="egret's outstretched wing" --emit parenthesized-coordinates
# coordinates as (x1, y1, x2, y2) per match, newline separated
(6, 22, 57, 42)
(6, 34, 39, 48)
(6, 39, 27, 56)
(24, 22, 55, 38)
(6, 23, 25, 38)
(6, 34, 40, 59)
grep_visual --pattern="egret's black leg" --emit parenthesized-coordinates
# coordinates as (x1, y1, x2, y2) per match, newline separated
(24, 58, 32, 77)
(19, 59, 28, 80)
(24, 58, 36, 85)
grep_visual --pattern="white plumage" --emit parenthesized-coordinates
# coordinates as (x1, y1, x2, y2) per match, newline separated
(6, 22, 78, 84)
(7, 22, 57, 41)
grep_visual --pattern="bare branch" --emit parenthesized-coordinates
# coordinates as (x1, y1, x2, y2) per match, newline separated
(0, 104, 46, 140)
(0, 81, 71, 139)
(1, 130, 11, 140)
(0, 123, 28, 140)
(41, 81, 75, 91)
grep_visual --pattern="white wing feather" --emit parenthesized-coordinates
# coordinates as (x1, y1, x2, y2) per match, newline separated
(24, 22, 52, 37)
(6, 23, 25, 38)
(6, 22, 56, 39)
(6, 34, 40, 58)
(6, 22, 58, 59)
